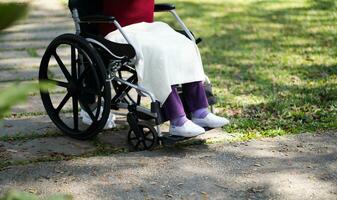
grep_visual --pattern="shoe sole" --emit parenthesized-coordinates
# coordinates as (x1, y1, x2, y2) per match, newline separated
(169, 129, 205, 138)
(192, 121, 230, 129)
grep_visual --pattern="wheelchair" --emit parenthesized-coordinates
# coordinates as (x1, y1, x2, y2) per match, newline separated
(39, 0, 217, 151)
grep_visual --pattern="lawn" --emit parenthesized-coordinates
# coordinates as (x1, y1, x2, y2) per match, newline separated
(59, 0, 337, 140)
(155, 0, 337, 139)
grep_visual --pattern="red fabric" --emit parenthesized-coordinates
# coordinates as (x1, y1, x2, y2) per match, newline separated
(101, 0, 155, 35)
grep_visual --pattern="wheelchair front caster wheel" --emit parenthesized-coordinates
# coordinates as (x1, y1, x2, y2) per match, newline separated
(127, 121, 158, 151)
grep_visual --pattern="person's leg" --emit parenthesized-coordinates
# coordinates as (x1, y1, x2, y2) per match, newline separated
(162, 85, 205, 137)
(162, 86, 187, 126)
(181, 81, 209, 118)
(182, 81, 230, 128)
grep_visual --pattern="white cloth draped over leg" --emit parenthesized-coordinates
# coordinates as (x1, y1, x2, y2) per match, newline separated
(105, 22, 205, 104)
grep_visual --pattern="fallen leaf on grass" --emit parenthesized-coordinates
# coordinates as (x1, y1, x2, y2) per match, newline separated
(49, 152, 72, 160)
(55, 169, 65, 174)
(6, 149, 18, 153)
(164, 194, 173, 198)
(248, 187, 264, 193)
(215, 184, 228, 190)
(27, 187, 38, 194)
(201, 191, 209, 200)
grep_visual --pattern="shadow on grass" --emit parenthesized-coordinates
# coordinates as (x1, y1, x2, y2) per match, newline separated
(309, 0, 337, 10)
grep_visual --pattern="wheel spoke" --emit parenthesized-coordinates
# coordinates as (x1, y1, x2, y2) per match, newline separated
(77, 66, 91, 83)
(72, 96, 79, 130)
(81, 103, 96, 122)
(47, 79, 69, 88)
(142, 140, 148, 149)
(71, 46, 78, 80)
(137, 129, 148, 149)
(56, 92, 71, 113)
(53, 52, 72, 82)
(95, 97, 102, 119)
(135, 140, 141, 149)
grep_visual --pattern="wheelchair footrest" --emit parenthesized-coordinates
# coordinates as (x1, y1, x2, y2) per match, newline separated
(204, 127, 214, 131)
(160, 135, 193, 145)
(160, 127, 214, 145)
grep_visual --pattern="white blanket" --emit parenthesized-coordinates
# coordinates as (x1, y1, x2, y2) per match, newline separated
(105, 22, 205, 104)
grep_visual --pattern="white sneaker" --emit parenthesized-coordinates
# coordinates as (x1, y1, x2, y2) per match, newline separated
(192, 113, 230, 128)
(80, 107, 116, 129)
(170, 120, 205, 138)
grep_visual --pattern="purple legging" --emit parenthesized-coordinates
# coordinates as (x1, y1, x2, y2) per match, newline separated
(162, 81, 209, 120)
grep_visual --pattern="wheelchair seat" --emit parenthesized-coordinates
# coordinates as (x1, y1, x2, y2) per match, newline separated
(82, 33, 136, 59)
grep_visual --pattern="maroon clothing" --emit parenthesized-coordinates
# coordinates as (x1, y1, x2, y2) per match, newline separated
(101, 0, 155, 35)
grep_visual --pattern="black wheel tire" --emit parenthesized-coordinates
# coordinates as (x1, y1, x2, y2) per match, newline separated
(39, 33, 111, 140)
(128, 121, 158, 151)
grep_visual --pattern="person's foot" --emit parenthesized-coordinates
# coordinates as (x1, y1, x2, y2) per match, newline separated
(170, 120, 205, 137)
(80, 107, 116, 129)
(192, 113, 229, 128)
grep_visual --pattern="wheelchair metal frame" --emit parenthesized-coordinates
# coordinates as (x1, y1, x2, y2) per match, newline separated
(70, 8, 198, 138)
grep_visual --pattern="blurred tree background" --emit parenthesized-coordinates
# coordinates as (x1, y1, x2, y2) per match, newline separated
(0, 1, 32, 120)
(0, 2, 29, 31)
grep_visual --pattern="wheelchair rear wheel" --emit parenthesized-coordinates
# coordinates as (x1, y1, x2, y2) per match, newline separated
(39, 34, 111, 140)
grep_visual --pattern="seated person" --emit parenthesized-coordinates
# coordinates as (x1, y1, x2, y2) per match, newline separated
(82, 0, 229, 137)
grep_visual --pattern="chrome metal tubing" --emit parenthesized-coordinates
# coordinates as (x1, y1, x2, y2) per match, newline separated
(109, 76, 163, 136)
(156, 125, 163, 137)
(86, 38, 125, 59)
(169, 10, 196, 42)
(72, 9, 81, 35)
(108, 76, 157, 103)
(116, 102, 157, 118)
(113, 21, 134, 46)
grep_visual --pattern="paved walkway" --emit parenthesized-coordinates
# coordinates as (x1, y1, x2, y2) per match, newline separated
(1, 132, 337, 200)
(0, 1, 337, 199)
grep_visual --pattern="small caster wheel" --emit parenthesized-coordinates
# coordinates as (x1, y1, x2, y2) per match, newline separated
(128, 121, 158, 151)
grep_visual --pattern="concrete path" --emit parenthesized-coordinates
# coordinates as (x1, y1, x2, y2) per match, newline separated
(0, 132, 337, 200)
(0, 0, 337, 200)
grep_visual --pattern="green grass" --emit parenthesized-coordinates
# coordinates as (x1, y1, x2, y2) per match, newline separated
(26, 48, 39, 57)
(156, 0, 337, 139)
